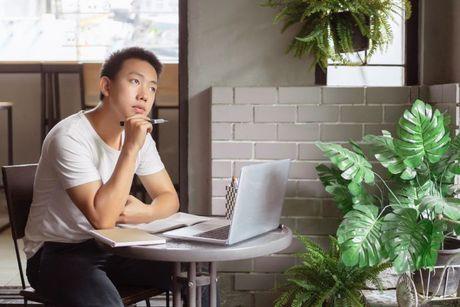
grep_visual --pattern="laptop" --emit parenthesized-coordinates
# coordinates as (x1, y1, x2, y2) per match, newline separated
(163, 159, 290, 245)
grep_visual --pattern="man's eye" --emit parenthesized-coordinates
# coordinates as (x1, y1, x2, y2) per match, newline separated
(149, 87, 157, 93)
(130, 79, 140, 85)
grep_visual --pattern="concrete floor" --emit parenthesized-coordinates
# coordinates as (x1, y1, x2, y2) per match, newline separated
(0, 228, 25, 288)
(0, 190, 25, 288)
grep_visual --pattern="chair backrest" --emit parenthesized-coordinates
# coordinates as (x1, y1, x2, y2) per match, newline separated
(2, 164, 37, 240)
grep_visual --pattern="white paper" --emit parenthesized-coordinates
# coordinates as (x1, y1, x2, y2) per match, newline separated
(118, 212, 214, 233)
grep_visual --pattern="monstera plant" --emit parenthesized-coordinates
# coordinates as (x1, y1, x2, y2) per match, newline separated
(316, 99, 460, 274)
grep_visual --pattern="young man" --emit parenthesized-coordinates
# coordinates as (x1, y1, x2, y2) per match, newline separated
(24, 47, 179, 306)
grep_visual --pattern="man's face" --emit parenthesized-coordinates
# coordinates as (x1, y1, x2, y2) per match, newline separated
(106, 58, 158, 119)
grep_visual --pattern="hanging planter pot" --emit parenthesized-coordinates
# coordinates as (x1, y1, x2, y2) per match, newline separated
(330, 11, 370, 53)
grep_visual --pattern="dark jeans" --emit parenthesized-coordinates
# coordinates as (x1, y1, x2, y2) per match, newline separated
(27, 239, 171, 307)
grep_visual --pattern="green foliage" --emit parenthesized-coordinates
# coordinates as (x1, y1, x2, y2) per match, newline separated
(337, 205, 386, 267)
(316, 143, 374, 184)
(316, 164, 376, 215)
(394, 99, 451, 168)
(419, 196, 460, 220)
(262, 0, 411, 70)
(315, 99, 460, 274)
(274, 236, 391, 307)
(363, 132, 415, 180)
(316, 164, 354, 214)
(382, 208, 442, 272)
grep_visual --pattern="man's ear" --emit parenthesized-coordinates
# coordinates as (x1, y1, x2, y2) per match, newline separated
(99, 76, 111, 99)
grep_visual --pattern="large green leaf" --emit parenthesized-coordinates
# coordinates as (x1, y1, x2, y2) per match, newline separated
(316, 164, 354, 214)
(419, 196, 460, 221)
(415, 220, 444, 269)
(316, 163, 375, 214)
(363, 132, 415, 180)
(389, 180, 435, 208)
(348, 182, 376, 207)
(325, 184, 354, 214)
(337, 205, 385, 267)
(348, 139, 366, 157)
(316, 142, 374, 184)
(431, 157, 456, 196)
(394, 99, 450, 168)
(389, 185, 417, 208)
(382, 208, 431, 273)
(316, 164, 348, 187)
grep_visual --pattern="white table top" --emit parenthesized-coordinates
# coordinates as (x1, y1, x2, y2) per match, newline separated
(110, 226, 292, 262)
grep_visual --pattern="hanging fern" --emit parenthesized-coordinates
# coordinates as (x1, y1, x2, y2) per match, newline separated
(262, 0, 411, 70)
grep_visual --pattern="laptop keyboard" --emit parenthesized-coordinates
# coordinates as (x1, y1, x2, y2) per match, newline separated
(196, 225, 230, 240)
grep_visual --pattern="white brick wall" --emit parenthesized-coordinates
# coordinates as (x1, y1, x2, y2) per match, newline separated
(278, 87, 321, 104)
(234, 124, 277, 140)
(211, 85, 440, 215)
(210, 85, 460, 306)
(211, 84, 460, 219)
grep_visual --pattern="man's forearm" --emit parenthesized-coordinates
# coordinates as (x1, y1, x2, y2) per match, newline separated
(92, 148, 137, 228)
(149, 192, 180, 221)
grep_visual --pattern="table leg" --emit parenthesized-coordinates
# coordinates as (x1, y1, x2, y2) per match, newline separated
(196, 285, 202, 307)
(188, 262, 197, 307)
(173, 262, 181, 307)
(210, 262, 217, 307)
(196, 263, 202, 307)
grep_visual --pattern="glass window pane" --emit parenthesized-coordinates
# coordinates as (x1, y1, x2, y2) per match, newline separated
(327, 66, 404, 86)
(0, 0, 178, 63)
(368, 7, 405, 65)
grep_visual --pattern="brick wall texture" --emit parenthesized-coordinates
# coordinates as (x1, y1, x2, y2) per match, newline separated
(211, 84, 460, 307)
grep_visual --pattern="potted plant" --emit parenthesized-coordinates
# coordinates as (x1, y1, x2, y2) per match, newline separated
(316, 99, 460, 296)
(275, 235, 390, 306)
(262, 0, 411, 70)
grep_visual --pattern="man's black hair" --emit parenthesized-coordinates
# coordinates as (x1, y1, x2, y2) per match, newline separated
(99, 47, 163, 100)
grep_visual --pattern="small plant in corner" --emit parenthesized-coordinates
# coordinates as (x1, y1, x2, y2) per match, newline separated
(316, 99, 460, 275)
(274, 235, 390, 306)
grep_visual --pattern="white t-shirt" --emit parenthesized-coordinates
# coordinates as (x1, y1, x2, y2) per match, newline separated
(24, 111, 164, 259)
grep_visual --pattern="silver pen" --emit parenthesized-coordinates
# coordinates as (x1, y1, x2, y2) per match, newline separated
(119, 119, 168, 127)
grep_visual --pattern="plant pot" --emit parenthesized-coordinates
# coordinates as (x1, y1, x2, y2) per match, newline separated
(366, 267, 400, 290)
(414, 237, 460, 297)
(330, 11, 369, 53)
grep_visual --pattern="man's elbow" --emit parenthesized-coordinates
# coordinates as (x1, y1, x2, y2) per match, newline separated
(93, 221, 116, 229)
(174, 191, 180, 212)
(90, 216, 117, 229)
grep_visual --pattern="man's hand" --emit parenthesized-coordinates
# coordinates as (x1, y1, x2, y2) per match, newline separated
(117, 195, 153, 224)
(123, 115, 153, 153)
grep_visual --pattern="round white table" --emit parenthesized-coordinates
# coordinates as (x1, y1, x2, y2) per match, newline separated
(111, 225, 292, 307)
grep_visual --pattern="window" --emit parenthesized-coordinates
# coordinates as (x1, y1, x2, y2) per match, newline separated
(327, 6, 406, 86)
(0, 0, 178, 63)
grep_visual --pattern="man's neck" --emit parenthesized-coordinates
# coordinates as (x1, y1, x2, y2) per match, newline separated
(85, 103, 123, 150)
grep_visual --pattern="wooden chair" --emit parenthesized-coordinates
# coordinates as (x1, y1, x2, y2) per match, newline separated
(2, 164, 169, 306)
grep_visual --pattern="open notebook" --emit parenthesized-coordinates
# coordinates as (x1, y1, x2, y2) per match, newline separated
(89, 228, 165, 247)
(118, 212, 213, 234)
